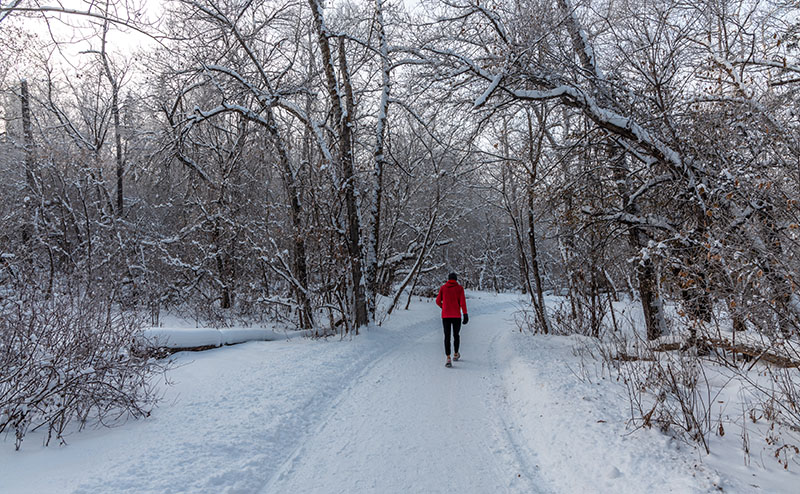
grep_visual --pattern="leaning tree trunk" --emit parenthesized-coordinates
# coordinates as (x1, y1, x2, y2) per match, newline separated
(387, 211, 437, 315)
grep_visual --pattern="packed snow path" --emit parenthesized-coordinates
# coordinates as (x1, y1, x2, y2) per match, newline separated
(2, 293, 727, 493)
(264, 301, 550, 493)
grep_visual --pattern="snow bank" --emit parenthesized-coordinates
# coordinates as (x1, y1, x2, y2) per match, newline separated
(138, 315, 312, 350)
(140, 326, 293, 349)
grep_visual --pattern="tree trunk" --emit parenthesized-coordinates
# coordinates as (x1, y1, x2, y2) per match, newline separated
(611, 152, 666, 340)
(20, 79, 35, 244)
(99, 18, 124, 217)
(758, 204, 792, 337)
(387, 211, 437, 315)
(517, 246, 528, 295)
(527, 109, 551, 334)
(590, 258, 599, 338)
(269, 112, 314, 329)
(338, 37, 368, 329)
(365, 0, 391, 321)
(215, 227, 231, 310)
(309, 0, 368, 329)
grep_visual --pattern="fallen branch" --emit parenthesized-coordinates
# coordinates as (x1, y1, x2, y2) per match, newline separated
(613, 338, 800, 368)
(705, 337, 800, 369)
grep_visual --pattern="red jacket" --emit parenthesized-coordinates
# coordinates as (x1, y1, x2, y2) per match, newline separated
(436, 280, 467, 318)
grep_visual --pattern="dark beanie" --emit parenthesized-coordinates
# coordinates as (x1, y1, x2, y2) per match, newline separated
(448, 272, 458, 281)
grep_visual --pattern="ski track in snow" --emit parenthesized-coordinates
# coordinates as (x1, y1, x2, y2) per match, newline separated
(0, 292, 744, 493)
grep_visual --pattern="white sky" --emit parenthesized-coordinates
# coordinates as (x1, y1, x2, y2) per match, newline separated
(4, 0, 161, 65)
(0, 0, 164, 132)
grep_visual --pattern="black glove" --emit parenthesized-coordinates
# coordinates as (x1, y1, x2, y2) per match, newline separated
(462, 313, 469, 325)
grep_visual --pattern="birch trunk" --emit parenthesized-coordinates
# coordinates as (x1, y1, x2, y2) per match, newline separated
(366, 0, 391, 321)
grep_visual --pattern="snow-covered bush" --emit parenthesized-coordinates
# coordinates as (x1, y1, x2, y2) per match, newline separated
(618, 345, 715, 453)
(593, 326, 800, 463)
(0, 287, 165, 450)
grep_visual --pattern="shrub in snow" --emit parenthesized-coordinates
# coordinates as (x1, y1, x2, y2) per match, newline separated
(590, 326, 800, 464)
(0, 288, 165, 450)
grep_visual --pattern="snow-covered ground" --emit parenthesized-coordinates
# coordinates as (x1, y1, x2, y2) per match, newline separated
(1, 292, 797, 493)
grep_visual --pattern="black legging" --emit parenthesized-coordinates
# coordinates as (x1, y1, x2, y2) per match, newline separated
(442, 318, 461, 356)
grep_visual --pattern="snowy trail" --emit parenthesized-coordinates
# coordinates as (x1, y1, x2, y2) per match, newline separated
(263, 304, 551, 494)
(1, 292, 733, 493)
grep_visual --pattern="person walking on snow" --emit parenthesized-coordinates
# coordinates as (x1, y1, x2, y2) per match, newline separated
(436, 272, 468, 367)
